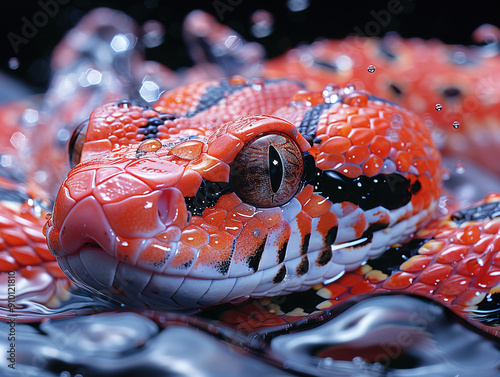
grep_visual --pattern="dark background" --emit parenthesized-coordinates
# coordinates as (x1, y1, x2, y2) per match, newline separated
(2, 0, 499, 93)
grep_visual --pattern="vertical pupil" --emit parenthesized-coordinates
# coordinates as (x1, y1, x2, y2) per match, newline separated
(269, 145, 283, 194)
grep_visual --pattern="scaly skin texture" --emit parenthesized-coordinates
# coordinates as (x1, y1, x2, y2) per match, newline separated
(45, 78, 452, 316)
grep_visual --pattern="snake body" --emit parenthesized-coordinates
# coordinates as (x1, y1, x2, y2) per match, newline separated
(1, 10, 500, 339)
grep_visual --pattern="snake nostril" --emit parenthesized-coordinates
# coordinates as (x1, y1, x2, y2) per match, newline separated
(157, 188, 189, 228)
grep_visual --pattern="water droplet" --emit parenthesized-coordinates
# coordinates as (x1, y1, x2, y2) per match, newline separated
(344, 83, 356, 94)
(250, 10, 274, 38)
(287, 0, 310, 12)
(23, 108, 39, 125)
(453, 121, 460, 129)
(142, 20, 165, 48)
(435, 103, 443, 111)
(8, 57, 19, 70)
(322, 83, 340, 103)
(454, 160, 466, 174)
(110, 34, 130, 52)
(367, 64, 376, 73)
(139, 79, 161, 102)
(224, 35, 242, 50)
(251, 78, 265, 91)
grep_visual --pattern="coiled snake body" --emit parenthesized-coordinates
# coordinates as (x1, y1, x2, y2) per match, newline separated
(1, 12, 499, 339)
(39, 78, 500, 337)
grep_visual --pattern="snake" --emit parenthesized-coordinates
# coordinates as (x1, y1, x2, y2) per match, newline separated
(1, 9, 500, 341)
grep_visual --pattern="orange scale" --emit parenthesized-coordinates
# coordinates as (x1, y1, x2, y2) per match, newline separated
(322, 283, 348, 299)
(124, 124, 138, 133)
(338, 106, 358, 116)
(418, 264, 453, 286)
(203, 208, 227, 228)
(426, 159, 438, 176)
(133, 118, 148, 127)
(358, 107, 378, 118)
(125, 132, 138, 140)
(254, 208, 282, 229)
(382, 271, 416, 290)
(168, 140, 203, 160)
(33, 245, 55, 261)
(412, 159, 429, 176)
(317, 152, 345, 170)
(168, 242, 196, 269)
(227, 203, 256, 224)
(395, 151, 412, 172)
(348, 115, 371, 130)
(369, 135, 391, 158)
(65, 169, 96, 201)
(143, 109, 158, 118)
(180, 225, 209, 249)
(20, 266, 46, 281)
(474, 268, 500, 289)
(338, 273, 364, 287)
(113, 129, 126, 139)
(365, 270, 388, 284)
(327, 122, 351, 137)
(437, 245, 470, 263)
(400, 255, 432, 273)
(294, 184, 314, 206)
(344, 93, 368, 108)
(207, 134, 244, 163)
(188, 153, 230, 182)
(328, 113, 348, 124)
(0, 229, 29, 246)
(398, 127, 414, 144)
(436, 275, 471, 296)
(410, 283, 435, 297)
(456, 225, 481, 245)
(208, 231, 235, 260)
(44, 261, 67, 279)
(484, 218, 500, 234)
(220, 218, 244, 236)
(320, 136, 352, 154)
(214, 193, 242, 211)
(119, 116, 133, 125)
(115, 237, 144, 263)
(189, 216, 205, 225)
(316, 211, 339, 239)
(337, 164, 363, 179)
(370, 118, 391, 135)
(473, 234, 495, 254)
(350, 280, 376, 295)
(348, 128, 375, 146)
(303, 194, 332, 218)
(10, 246, 42, 266)
(346, 145, 370, 164)
(52, 186, 76, 229)
(233, 218, 268, 263)
(199, 223, 220, 235)
(362, 155, 383, 176)
(175, 170, 202, 197)
(128, 111, 142, 120)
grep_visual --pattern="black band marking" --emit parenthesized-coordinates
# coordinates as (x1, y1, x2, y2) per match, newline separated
(184, 180, 231, 216)
(309, 169, 420, 211)
(296, 103, 333, 142)
(273, 265, 286, 284)
(296, 255, 309, 276)
(366, 238, 427, 276)
(247, 236, 267, 273)
(451, 200, 500, 225)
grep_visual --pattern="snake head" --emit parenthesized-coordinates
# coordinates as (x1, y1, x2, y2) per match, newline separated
(44, 98, 314, 309)
(45, 82, 443, 310)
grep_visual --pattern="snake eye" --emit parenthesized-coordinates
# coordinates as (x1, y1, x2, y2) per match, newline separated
(230, 133, 304, 207)
(68, 119, 89, 168)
